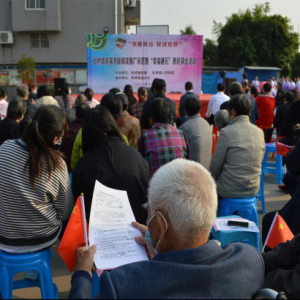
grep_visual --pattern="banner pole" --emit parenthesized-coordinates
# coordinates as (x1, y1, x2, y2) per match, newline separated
(80, 193, 89, 250)
(115, 0, 118, 34)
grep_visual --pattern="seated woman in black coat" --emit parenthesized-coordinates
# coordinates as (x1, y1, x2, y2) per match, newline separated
(0, 99, 25, 146)
(72, 106, 149, 224)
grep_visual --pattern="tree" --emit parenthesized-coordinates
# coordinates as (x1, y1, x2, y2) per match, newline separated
(291, 53, 300, 78)
(213, 2, 299, 69)
(17, 54, 35, 83)
(203, 39, 218, 66)
(180, 24, 196, 35)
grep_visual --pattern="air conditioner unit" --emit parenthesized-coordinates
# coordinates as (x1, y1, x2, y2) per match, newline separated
(124, 0, 136, 7)
(0, 32, 14, 44)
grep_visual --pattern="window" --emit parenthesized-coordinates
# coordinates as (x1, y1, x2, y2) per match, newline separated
(26, 0, 45, 9)
(31, 33, 49, 49)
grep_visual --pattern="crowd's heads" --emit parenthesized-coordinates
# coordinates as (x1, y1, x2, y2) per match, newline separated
(150, 78, 159, 92)
(285, 92, 295, 103)
(75, 94, 88, 107)
(84, 88, 94, 101)
(82, 106, 124, 154)
(277, 82, 283, 89)
(27, 83, 37, 93)
(263, 83, 272, 93)
(217, 83, 226, 92)
(123, 85, 134, 99)
(290, 88, 299, 100)
(101, 93, 122, 120)
(7, 100, 25, 121)
(76, 103, 90, 120)
(184, 97, 201, 117)
(109, 87, 121, 95)
(37, 85, 52, 99)
(148, 98, 170, 125)
(138, 87, 148, 101)
(185, 82, 193, 91)
(0, 88, 7, 100)
(214, 110, 229, 131)
(228, 94, 251, 118)
(242, 73, 248, 80)
(248, 81, 253, 88)
(116, 93, 129, 111)
(153, 79, 167, 94)
(229, 82, 243, 97)
(16, 84, 29, 99)
(147, 159, 218, 243)
(22, 105, 68, 187)
(254, 76, 258, 81)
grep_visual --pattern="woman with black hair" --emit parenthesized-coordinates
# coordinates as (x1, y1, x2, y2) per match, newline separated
(123, 85, 137, 115)
(0, 99, 25, 146)
(72, 106, 149, 224)
(35, 85, 60, 107)
(84, 88, 99, 109)
(0, 105, 74, 253)
(55, 83, 75, 109)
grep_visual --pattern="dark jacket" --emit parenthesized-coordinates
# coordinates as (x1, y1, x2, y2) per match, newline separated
(274, 140, 300, 237)
(72, 138, 149, 224)
(140, 93, 176, 130)
(179, 92, 200, 116)
(273, 103, 292, 137)
(61, 119, 83, 173)
(283, 100, 300, 138)
(263, 234, 300, 299)
(275, 89, 287, 107)
(69, 241, 264, 299)
(0, 118, 19, 146)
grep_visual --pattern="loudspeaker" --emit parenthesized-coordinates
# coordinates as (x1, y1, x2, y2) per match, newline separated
(223, 78, 237, 96)
(54, 78, 66, 96)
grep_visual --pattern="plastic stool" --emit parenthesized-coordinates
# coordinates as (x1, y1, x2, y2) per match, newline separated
(92, 272, 101, 299)
(211, 216, 261, 250)
(0, 249, 58, 299)
(218, 197, 259, 226)
(257, 173, 266, 214)
(262, 143, 284, 184)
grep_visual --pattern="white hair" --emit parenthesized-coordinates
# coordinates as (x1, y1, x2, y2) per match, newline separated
(148, 159, 218, 241)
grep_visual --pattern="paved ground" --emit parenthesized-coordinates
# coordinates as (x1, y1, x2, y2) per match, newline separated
(12, 159, 290, 299)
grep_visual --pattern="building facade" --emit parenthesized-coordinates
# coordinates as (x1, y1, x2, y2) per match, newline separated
(0, 0, 141, 93)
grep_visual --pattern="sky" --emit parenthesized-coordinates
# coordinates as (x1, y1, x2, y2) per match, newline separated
(129, 0, 300, 40)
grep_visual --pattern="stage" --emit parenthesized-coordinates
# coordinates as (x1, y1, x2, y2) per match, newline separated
(83, 94, 212, 119)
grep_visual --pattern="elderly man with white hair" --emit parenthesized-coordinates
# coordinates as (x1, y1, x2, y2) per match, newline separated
(69, 159, 264, 299)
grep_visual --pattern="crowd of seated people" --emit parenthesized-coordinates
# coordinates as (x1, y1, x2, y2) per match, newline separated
(0, 78, 299, 299)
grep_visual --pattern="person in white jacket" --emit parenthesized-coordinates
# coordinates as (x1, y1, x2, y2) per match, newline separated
(0, 88, 8, 119)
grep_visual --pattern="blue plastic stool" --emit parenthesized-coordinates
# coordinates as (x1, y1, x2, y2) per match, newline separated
(262, 143, 284, 184)
(257, 173, 266, 214)
(92, 272, 101, 298)
(0, 249, 58, 299)
(211, 216, 261, 250)
(218, 197, 259, 226)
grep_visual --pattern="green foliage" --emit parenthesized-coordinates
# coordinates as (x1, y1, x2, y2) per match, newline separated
(213, 2, 299, 69)
(16, 54, 35, 82)
(180, 24, 197, 35)
(48, 85, 55, 97)
(291, 53, 300, 78)
(203, 39, 218, 66)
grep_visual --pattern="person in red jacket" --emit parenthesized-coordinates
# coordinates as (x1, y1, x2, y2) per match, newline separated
(255, 83, 276, 129)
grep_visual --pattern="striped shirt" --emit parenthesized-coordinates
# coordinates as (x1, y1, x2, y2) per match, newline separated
(0, 140, 74, 252)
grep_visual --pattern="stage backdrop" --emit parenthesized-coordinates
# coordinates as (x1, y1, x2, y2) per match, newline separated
(87, 34, 203, 94)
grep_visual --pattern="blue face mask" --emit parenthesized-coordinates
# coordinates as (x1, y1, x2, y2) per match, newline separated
(146, 212, 168, 255)
(227, 110, 233, 124)
(55, 138, 62, 146)
(69, 89, 72, 95)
